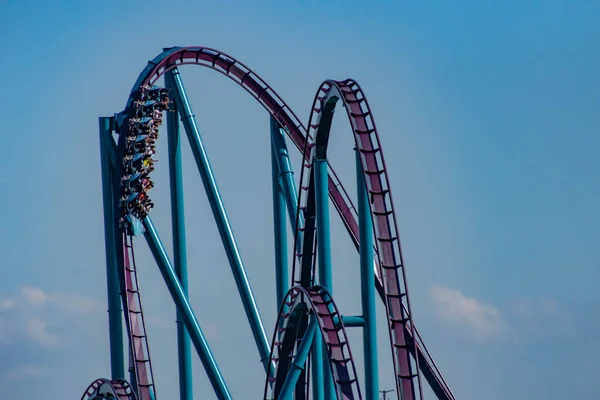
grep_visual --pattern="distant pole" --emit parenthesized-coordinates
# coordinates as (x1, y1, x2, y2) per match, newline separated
(380, 389, 394, 400)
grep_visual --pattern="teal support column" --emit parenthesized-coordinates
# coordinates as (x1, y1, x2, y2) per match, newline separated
(168, 67, 272, 372)
(143, 217, 232, 400)
(270, 122, 300, 225)
(357, 150, 379, 400)
(99, 117, 125, 380)
(279, 315, 317, 399)
(314, 158, 336, 400)
(333, 315, 365, 328)
(271, 116, 288, 309)
(314, 158, 332, 290)
(311, 333, 324, 400)
(271, 120, 304, 274)
(165, 69, 193, 400)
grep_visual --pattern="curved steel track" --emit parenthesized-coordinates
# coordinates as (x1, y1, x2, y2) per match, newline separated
(292, 79, 423, 399)
(80, 378, 136, 400)
(82, 46, 455, 400)
(264, 286, 362, 400)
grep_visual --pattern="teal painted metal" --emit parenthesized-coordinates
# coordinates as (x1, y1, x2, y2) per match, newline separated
(270, 120, 306, 330)
(357, 151, 379, 400)
(314, 158, 333, 291)
(314, 157, 336, 400)
(142, 217, 232, 400)
(89, 47, 460, 400)
(336, 315, 366, 328)
(103, 122, 135, 389)
(311, 333, 325, 400)
(165, 70, 193, 400)
(98, 117, 125, 380)
(270, 122, 300, 225)
(278, 315, 317, 399)
(271, 116, 289, 308)
(270, 120, 304, 268)
(168, 68, 272, 372)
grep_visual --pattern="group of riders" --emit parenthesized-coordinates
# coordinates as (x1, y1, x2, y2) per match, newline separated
(120, 85, 170, 220)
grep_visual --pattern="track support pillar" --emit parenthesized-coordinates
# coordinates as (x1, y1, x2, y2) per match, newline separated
(143, 217, 232, 400)
(165, 69, 193, 400)
(271, 116, 289, 309)
(357, 149, 379, 400)
(278, 315, 317, 399)
(99, 116, 126, 381)
(314, 157, 336, 400)
(168, 67, 272, 373)
(270, 119, 301, 226)
(311, 329, 324, 400)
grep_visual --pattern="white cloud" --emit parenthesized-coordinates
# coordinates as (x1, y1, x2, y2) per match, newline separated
(21, 287, 48, 306)
(51, 293, 104, 314)
(19, 287, 102, 313)
(429, 285, 562, 343)
(429, 285, 513, 342)
(0, 286, 104, 348)
(25, 318, 58, 348)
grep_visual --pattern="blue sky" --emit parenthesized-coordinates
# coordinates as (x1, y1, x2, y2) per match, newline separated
(0, 1, 599, 399)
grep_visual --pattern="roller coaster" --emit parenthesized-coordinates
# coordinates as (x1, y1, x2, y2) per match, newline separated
(87, 46, 456, 400)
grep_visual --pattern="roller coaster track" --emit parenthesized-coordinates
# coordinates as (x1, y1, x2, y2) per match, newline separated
(80, 378, 136, 400)
(122, 233, 156, 400)
(264, 286, 362, 400)
(83, 46, 455, 400)
(293, 79, 423, 399)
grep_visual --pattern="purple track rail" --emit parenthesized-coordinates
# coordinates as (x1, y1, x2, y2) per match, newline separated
(264, 285, 362, 400)
(82, 46, 453, 400)
(122, 233, 155, 400)
(292, 79, 424, 399)
(80, 378, 136, 400)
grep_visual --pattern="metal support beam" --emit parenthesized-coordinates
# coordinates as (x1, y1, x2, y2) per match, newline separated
(271, 116, 288, 309)
(143, 217, 232, 400)
(278, 315, 317, 399)
(168, 67, 272, 372)
(357, 150, 379, 400)
(99, 117, 125, 380)
(270, 122, 300, 225)
(333, 315, 365, 328)
(103, 123, 137, 391)
(314, 158, 333, 292)
(165, 70, 193, 400)
(311, 326, 324, 400)
(314, 157, 336, 400)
